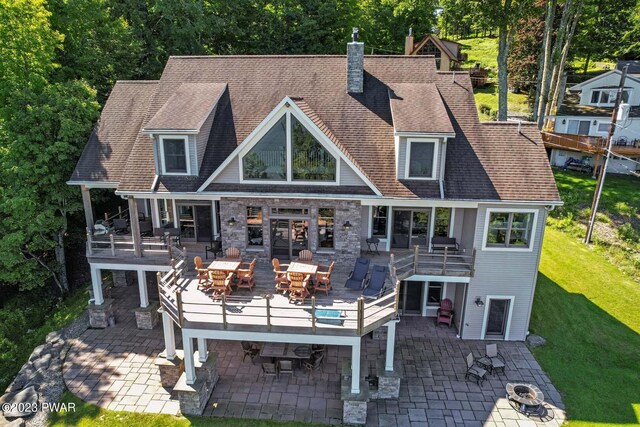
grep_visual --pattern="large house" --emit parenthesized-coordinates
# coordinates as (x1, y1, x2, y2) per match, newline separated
(69, 33, 559, 414)
(544, 67, 640, 175)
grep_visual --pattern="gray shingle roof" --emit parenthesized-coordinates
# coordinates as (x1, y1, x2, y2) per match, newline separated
(389, 83, 454, 134)
(72, 55, 560, 202)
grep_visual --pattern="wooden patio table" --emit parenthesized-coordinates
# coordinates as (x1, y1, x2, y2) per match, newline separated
(260, 342, 312, 366)
(207, 259, 242, 275)
(287, 261, 319, 275)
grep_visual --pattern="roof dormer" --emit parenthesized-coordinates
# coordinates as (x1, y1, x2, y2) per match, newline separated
(143, 83, 227, 176)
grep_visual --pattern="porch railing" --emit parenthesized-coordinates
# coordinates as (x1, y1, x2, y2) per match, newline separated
(86, 231, 184, 260)
(390, 246, 476, 281)
(157, 263, 400, 336)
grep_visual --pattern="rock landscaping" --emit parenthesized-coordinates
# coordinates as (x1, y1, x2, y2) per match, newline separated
(0, 312, 89, 427)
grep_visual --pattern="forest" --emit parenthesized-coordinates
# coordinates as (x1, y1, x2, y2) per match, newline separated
(1, 0, 639, 390)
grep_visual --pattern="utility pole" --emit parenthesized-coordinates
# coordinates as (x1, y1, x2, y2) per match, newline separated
(584, 65, 628, 244)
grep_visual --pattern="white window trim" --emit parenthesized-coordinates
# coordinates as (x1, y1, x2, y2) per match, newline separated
(158, 135, 191, 175)
(590, 89, 632, 107)
(480, 295, 515, 340)
(238, 108, 340, 185)
(481, 207, 538, 252)
(405, 138, 439, 180)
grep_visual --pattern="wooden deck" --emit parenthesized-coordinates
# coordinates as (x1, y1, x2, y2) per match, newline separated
(542, 129, 640, 157)
(159, 261, 400, 337)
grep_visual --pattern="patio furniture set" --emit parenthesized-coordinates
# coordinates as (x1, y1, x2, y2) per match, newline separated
(465, 343, 506, 385)
(241, 341, 326, 379)
(194, 248, 257, 300)
(271, 251, 335, 304)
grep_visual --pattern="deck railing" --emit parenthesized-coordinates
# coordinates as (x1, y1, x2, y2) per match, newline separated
(390, 246, 476, 281)
(86, 231, 184, 260)
(157, 263, 400, 336)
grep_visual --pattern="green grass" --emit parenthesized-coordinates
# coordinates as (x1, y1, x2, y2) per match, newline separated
(548, 169, 640, 283)
(531, 228, 640, 426)
(457, 37, 531, 120)
(49, 391, 327, 426)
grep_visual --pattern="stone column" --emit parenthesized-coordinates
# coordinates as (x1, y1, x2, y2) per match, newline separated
(81, 185, 94, 232)
(111, 270, 128, 287)
(385, 321, 397, 372)
(161, 310, 176, 359)
(197, 338, 208, 363)
(90, 266, 103, 305)
(137, 269, 149, 308)
(183, 334, 196, 385)
(351, 340, 361, 394)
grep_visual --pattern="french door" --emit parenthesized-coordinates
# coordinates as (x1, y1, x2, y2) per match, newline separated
(398, 280, 423, 315)
(271, 219, 309, 260)
(391, 209, 431, 249)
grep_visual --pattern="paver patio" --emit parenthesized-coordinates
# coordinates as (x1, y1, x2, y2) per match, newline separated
(63, 284, 566, 426)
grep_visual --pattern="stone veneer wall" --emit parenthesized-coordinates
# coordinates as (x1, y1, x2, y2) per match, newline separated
(219, 197, 362, 266)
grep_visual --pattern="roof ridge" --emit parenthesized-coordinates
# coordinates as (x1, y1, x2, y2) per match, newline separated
(166, 55, 432, 59)
(115, 80, 159, 84)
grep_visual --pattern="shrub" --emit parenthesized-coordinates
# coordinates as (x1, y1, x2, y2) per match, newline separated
(617, 222, 640, 243)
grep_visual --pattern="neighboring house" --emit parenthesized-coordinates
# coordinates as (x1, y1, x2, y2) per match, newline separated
(69, 35, 559, 345)
(404, 32, 466, 71)
(544, 68, 640, 175)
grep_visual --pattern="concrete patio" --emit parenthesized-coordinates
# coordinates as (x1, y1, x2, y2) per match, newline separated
(63, 285, 566, 426)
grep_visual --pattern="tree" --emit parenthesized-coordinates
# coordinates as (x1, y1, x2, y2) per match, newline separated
(0, 81, 100, 292)
(507, 3, 544, 95)
(48, 0, 141, 101)
(532, 0, 556, 124)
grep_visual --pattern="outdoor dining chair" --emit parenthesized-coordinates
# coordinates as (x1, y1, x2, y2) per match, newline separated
(272, 258, 290, 294)
(465, 353, 487, 386)
(437, 298, 454, 328)
(112, 218, 129, 235)
(208, 270, 233, 299)
(303, 353, 324, 375)
(225, 247, 241, 259)
(277, 360, 294, 378)
(236, 258, 256, 291)
(345, 257, 370, 289)
(241, 341, 260, 363)
(298, 250, 313, 261)
(484, 344, 506, 374)
(287, 272, 310, 304)
(194, 256, 210, 289)
(261, 362, 278, 379)
(314, 261, 334, 296)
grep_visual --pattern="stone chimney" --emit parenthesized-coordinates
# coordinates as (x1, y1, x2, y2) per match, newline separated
(404, 28, 414, 55)
(347, 28, 364, 94)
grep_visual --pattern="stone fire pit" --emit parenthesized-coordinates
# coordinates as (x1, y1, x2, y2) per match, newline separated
(506, 383, 545, 416)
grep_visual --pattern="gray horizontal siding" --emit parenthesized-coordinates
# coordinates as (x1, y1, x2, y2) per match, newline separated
(462, 204, 547, 341)
(215, 157, 240, 183)
(340, 159, 367, 186)
(397, 137, 444, 180)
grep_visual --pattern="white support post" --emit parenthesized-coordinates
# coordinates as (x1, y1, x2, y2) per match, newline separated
(197, 338, 208, 362)
(151, 199, 160, 228)
(137, 270, 149, 308)
(211, 201, 218, 237)
(351, 341, 361, 394)
(90, 266, 104, 305)
(385, 321, 397, 372)
(183, 334, 196, 385)
(162, 311, 176, 360)
(172, 199, 179, 228)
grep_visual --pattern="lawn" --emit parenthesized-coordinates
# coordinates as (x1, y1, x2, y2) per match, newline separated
(531, 228, 640, 426)
(49, 391, 327, 427)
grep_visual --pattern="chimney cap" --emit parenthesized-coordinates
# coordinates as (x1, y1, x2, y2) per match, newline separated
(352, 28, 359, 42)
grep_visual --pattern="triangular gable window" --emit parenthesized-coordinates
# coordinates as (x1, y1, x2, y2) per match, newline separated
(241, 109, 337, 183)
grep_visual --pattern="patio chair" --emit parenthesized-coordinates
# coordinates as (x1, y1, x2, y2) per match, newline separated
(288, 272, 310, 304)
(314, 261, 334, 296)
(205, 238, 223, 260)
(437, 298, 454, 328)
(225, 247, 241, 259)
(484, 344, 506, 374)
(465, 353, 487, 386)
(345, 258, 370, 289)
(261, 362, 278, 379)
(277, 360, 294, 378)
(362, 265, 388, 299)
(272, 258, 290, 294)
(208, 270, 232, 299)
(113, 218, 129, 235)
(236, 258, 256, 291)
(241, 341, 260, 363)
(139, 220, 153, 237)
(298, 250, 313, 261)
(303, 353, 324, 374)
(194, 256, 210, 289)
